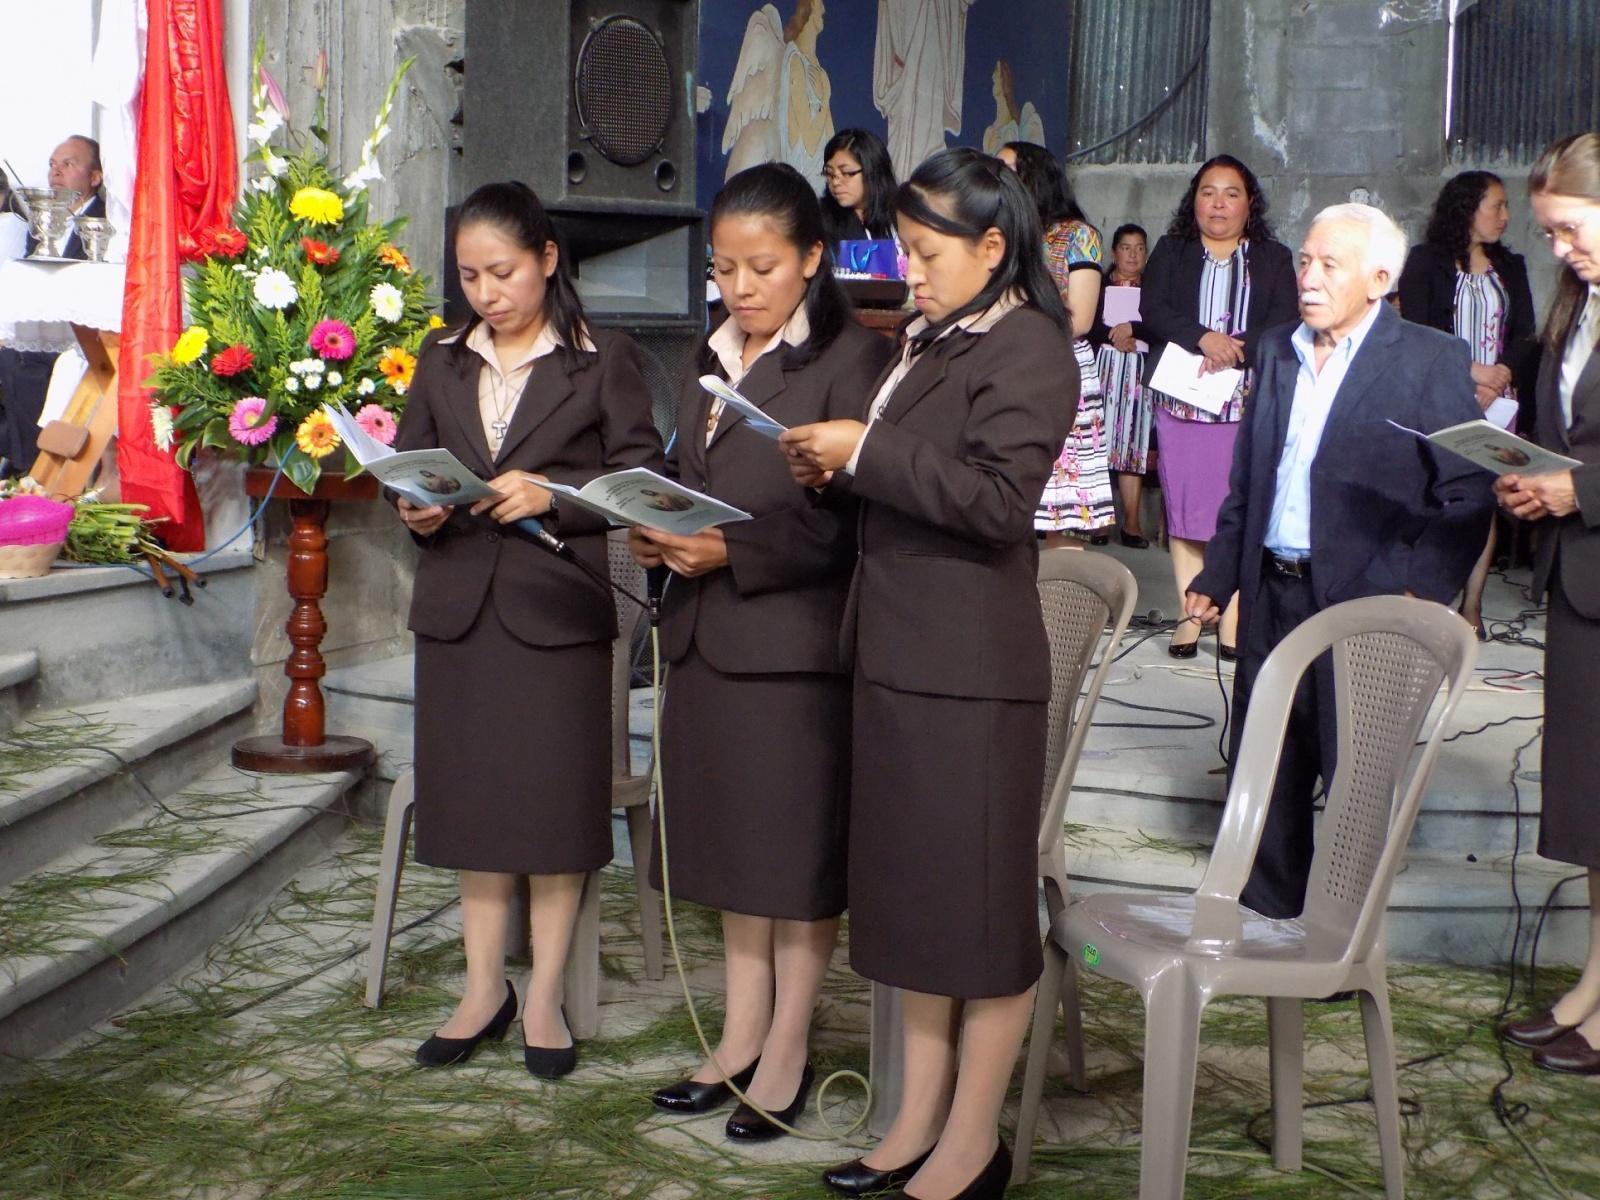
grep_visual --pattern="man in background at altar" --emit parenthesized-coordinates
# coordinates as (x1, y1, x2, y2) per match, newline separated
(20, 136, 108, 261)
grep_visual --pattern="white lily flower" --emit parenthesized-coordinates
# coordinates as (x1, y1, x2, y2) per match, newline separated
(149, 403, 176, 452)
(246, 108, 284, 146)
(262, 148, 288, 178)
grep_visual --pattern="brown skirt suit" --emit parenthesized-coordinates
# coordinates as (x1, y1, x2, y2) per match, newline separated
(839, 303, 1080, 999)
(649, 319, 894, 920)
(393, 326, 664, 875)
(1530, 304, 1600, 869)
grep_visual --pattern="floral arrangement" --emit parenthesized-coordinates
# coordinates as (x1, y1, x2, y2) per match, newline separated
(145, 47, 439, 494)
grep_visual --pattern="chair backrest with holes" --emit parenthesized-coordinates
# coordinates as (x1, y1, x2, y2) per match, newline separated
(606, 531, 649, 779)
(1035, 550, 1138, 853)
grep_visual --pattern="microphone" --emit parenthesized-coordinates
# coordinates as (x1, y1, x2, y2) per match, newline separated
(513, 516, 572, 559)
(646, 565, 670, 628)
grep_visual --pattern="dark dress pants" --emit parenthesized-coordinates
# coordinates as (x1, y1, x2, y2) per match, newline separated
(0, 348, 56, 474)
(1229, 564, 1337, 919)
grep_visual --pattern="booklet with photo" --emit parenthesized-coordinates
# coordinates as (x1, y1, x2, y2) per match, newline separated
(699, 375, 788, 440)
(1386, 418, 1581, 476)
(1148, 343, 1242, 416)
(533, 467, 752, 535)
(324, 403, 500, 508)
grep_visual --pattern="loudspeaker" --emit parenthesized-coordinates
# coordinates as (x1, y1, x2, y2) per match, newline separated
(463, 0, 699, 212)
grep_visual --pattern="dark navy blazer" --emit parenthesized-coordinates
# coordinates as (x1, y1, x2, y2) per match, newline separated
(1192, 301, 1494, 630)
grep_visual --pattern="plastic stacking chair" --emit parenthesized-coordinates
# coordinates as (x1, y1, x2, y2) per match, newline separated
(365, 531, 667, 1022)
(1012, 596, 1478, 1200)
(866, 548, 1137, 1135)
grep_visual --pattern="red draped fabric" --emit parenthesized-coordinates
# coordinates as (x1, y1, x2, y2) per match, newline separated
(116, 0, 237, 550)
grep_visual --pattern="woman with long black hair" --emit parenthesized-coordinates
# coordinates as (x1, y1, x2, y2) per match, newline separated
(635, 163, 892, 1137)
(393, 181, 663, 1078)
(820, 128, 899, 246)
(782, 147, 1079, 1200)
(1399, 170, 1540, 634)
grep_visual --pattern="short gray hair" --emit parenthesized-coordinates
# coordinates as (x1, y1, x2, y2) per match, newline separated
(1309, 203, 1408, 282)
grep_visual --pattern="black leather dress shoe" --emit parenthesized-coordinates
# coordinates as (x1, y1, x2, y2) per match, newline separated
(651, 1058, 760, 1113)
(524, 1005, 577, 1079)
(1504, 1008, 1580, 1049)
(1168, 639, 1198, 659)
(892, 1141, 1012, 1200)
(1534, 1028, 1600, 1074)
(1119, 530, 1150, 549)
(415, 981, 516, 1067)
(725, 1063, 814, 1140)
(823, 1148, 933, 1196)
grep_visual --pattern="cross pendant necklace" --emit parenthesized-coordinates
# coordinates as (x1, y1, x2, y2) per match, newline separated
(488, 369, 514, 453)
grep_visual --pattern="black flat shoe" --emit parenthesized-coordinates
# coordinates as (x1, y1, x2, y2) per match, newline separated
(725, 1063, 814, 1141)
(415, 981, 516, 1067)
(895, 1141, 1011, 1200)
(652, 1057, 760, 1113)
(1218, 644, 1238, 662)
(1168, 639, 1198, 659)
(524, 1004, 577, 1079)
(1119, 530, 1150, 549)
(823, 1148, 933, 1196)
(1088, 533, 1111, 546)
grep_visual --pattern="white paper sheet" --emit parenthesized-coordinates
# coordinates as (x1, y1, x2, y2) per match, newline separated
(1148, 343, 1242, 417)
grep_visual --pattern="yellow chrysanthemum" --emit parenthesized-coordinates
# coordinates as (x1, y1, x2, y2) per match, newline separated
(378, 346, 417, 391)
(294, 410, 341, 459)
(427, 314, 445, 329)
(378, 244, 413, 274)
(171, 326, 210, 365)
(289, 187, 345, 226)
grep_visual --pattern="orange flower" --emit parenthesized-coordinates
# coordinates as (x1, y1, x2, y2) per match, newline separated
(378, 346, 416, 393)
(302, 237, 340, 266)
(378, 244, 413, 274)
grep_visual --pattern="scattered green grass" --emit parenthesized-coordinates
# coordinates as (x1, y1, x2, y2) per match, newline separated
(1, 828, 1598, 1199)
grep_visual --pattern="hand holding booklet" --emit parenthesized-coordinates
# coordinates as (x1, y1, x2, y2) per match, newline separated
(698, 375, 788, 440)
(1386, 417, 1580, 476)
(324, 403, 500, 508)
(533, 467, 752, 535)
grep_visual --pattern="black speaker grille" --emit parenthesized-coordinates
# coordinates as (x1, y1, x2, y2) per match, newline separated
(575, 17, 673, 167)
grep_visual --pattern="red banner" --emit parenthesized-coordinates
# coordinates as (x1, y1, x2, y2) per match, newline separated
(116, 0, 238, 551)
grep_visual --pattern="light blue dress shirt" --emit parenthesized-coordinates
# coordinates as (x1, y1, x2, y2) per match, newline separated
(1264, 299, 1386, 558)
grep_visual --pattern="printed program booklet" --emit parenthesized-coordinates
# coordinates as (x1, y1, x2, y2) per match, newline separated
(324, 403, 500, 508)
(1386, 418, 1581, 476)
(533, 467, 752, 535)
(699, 375, 788, 440)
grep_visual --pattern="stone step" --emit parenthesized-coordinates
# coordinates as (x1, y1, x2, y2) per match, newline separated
(1060, 824, 1587, 967)
(0, 680, 257, 890)
(0, 651, 39, 734)
(323, 655, 414, 781)
(0, 759, 359, 1058)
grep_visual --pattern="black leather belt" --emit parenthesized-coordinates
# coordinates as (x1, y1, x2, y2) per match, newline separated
(1265, 551, 1312, 578)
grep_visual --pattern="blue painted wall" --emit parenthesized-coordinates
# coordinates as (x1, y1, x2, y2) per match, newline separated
(693, 1, 1072, 211)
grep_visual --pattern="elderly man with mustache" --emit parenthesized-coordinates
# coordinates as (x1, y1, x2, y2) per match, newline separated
(1184, 202, 1494, 921)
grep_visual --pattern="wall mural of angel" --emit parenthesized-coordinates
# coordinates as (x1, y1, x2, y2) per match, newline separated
(721, 0, 835, 184)
(981, 59, 1044, 155)
(872, 0, 975, 180)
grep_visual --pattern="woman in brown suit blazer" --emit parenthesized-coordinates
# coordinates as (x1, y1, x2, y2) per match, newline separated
(392, 183, 663, 1077)
(1497, 134, 1600, 1075)
(634, 165, 893, 1137)
(784, 148, 1079, 1200)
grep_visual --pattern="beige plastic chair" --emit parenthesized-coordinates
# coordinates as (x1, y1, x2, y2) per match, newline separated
(1012, 595, 1479, 1200)
(866, 548, 1137, 1135)
(365, 531, 666, 1029)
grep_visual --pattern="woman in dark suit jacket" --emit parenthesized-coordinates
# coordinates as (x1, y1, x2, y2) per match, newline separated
(1399, 170, 1541, 634)
(1497, 133, 1600, 1075)
(633, 164, 893, 1137)
(783, 148, 1079, 1200)
(1140, 155, 1299, 658)
(393, 182, 663, 1077)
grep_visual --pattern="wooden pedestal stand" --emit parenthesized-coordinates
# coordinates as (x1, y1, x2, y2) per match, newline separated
(232, 467, 379, 774)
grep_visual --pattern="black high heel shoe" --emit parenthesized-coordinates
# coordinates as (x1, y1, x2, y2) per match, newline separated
(1168, 639, 1198, 659)
(415, 981, 516, 1067)
(823, 1148, 933, 1196)
(524, 1004, 577, 1079)
(1119, 530, 1150, 549)
(652, 1057, 760, 1113)
(892, 1141, 1011, 1200)
(725, 1062, 814, 1140)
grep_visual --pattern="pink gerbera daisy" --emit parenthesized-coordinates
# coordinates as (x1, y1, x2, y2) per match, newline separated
(228, 396, 278, 446)
(355, 403, 397, 446)
(308, 318, 356, 361)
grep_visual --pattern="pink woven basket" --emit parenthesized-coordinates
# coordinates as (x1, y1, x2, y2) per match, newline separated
(0, 496, 75, 547)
